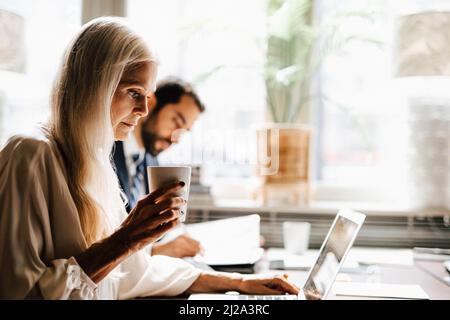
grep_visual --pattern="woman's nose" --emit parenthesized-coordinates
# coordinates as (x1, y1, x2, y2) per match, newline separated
(135, 97, 149, 117)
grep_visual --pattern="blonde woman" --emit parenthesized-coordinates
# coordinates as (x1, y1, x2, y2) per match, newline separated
(0, 17, 298, 299)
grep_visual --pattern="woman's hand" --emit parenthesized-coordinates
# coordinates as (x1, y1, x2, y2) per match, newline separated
(115, 181, 186, 253)
(75, 181, 186, 283)
(187, 272, 299, 296)
(237, 274, 299, 295)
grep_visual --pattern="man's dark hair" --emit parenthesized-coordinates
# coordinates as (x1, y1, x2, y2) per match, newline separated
(151, 77, 205, 115)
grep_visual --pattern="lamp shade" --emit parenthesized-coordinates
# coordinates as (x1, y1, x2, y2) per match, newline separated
(393, 12, 450, 211)
(0, 9, 25, 73)
(394, 11, 450, 77)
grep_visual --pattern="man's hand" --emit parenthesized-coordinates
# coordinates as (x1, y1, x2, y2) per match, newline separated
(152, 234, 203, 258)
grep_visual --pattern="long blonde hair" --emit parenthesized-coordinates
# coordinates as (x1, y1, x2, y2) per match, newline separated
(48, 17, 157, 245)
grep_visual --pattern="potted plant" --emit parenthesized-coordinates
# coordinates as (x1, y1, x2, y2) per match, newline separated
(256, 0, 316, 204)
(256, 0, 381, 205)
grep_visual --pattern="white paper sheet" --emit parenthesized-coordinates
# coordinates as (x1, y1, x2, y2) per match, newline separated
(332, 282, 429, 299)
(186, 214, 263, 266)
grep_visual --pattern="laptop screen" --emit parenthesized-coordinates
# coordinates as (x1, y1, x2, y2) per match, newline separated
(302, 214, 360, 300)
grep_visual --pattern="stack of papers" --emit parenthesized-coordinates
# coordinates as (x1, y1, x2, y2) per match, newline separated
(186, 214, 263, 266)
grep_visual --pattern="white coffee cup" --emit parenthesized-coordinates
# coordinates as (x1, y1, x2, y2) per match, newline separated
(147, 166, 191, 222)
(283, 221, 311, 255)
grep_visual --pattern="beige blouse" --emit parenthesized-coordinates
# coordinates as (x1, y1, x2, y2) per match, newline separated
(0, 135, 201, 299)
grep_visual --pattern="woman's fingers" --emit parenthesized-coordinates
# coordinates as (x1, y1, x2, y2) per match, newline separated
(253, 283, 284, 295)
(268, 277, 300, 295)
(153, 192, 180, 204)
(140, 218, 180, 243)
(144, 181, 184, 204)
(241, 276, 300, 295)
(119, 182, 187, 251)
(131, 209, 180, 235)
(146, 209, 180, 229)
(127, 182, 185, 225)
(133, 211, 180, 243)
(134, 197, 185, 222)
(153, 196, 185, 214)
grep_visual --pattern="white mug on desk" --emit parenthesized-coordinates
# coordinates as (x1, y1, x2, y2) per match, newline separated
(147, 166, 191, 222)
(283, 221, 311, 255)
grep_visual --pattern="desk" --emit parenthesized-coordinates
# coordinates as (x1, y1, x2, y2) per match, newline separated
(145, 249, 450, 300)
(256, 258, 450, 300)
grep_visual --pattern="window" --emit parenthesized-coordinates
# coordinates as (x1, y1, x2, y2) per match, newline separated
(127, 0, 266, 184)
(0, 0, 81, 146)
(315, 0, 450, 202)
(127, 0, 450, 202)
(2, 0, 447, 204)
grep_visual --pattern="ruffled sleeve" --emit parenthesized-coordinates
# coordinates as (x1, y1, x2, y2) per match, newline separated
(37, 257, 97, 299)
(0, 136, 97, 299)
(118, 251, 201, 299)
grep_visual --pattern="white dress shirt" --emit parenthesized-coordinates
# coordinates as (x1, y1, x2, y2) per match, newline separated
(0, 135, 201, 299)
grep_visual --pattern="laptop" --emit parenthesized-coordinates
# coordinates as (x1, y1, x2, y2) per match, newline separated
(189, 209, 366, 300)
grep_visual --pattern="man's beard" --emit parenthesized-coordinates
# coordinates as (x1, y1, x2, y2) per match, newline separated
(141, 128, 171, 157)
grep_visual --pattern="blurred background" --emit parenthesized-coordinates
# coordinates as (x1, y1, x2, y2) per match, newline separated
(0, 0, 449, 249)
